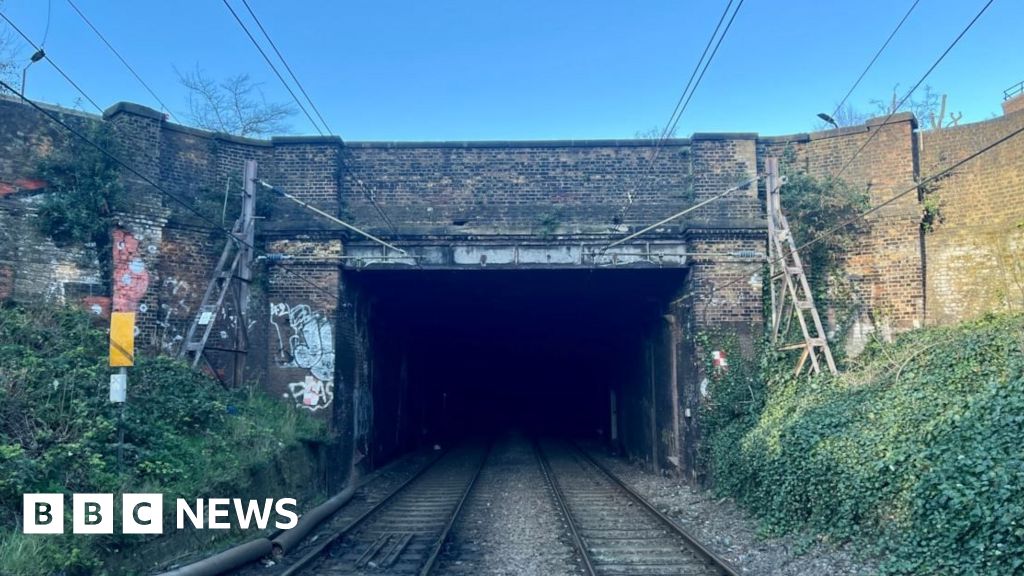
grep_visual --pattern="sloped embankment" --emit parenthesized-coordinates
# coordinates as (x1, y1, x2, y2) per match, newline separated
(706, 314, 1024, 574)
(0, 304, 328, 575)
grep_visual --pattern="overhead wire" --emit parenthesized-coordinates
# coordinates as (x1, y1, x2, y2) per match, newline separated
(225, 0, 398, 232)
(833, 0, 995, 180)
(0, 10, 103, 113)
(621, 0, 744, 216)
(0, 79, 348, 307)
(64, 0, 179, 122)
(672, 120, 1024, 310)
(40, 0, 52, 46)
(238, 0, 331, 135)
(219, 0, 325, 136)
(827, 0, 921, 124)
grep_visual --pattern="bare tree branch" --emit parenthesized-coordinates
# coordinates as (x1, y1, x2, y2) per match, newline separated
(176, 65, 294, 137)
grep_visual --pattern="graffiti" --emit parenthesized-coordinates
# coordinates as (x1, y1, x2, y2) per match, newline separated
(287, 375, 334, 411)
(81, 295, 111, 318)
(271, 303, 335, 411)
(112, 229, 150, 312)
(158, 278, 192, 352)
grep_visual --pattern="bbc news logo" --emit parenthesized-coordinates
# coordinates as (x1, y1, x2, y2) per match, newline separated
(23, 494, 298, 534)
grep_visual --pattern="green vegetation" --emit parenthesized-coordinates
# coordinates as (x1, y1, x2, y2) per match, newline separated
(778, 156, 869, 358)
(0, 303, 325, 575)
(35, 126, 125, 281)
(704, 314, 1024, 574)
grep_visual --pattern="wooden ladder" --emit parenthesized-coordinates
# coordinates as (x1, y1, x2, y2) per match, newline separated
(177, 236, 245, 368)
(765, 158, 838, 376)
(177, 161, 257, 377)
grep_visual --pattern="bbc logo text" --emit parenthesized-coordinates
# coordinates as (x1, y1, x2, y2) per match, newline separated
(23, 494, 299, 534)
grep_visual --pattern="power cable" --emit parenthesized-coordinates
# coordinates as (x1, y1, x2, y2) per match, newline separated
(40, 0, 52, 46)
(0, 79, 347, 306)
(828, 0, 921, 124)
(238, 0, 331, 135)
(672, 119, 1024, 310)
(232, 0, 398, 232)
(0, 10, 103, 113)
(219, 0, 325, 136)
(833, 0, 994, 180)
(64, 0, 179, 122)
(621, 0, 746, 217)
(223, 0, 398, 233)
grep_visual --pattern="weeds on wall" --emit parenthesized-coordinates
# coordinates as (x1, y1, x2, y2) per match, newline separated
(779, 148, 869, 357)
(702, 314, 1024, 574)
(34, 126, 124, 283)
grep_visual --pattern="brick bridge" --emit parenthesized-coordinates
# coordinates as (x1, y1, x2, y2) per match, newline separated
(14, 96, 1023, 482)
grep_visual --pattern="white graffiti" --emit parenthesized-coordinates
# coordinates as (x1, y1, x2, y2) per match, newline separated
(288, 375, 334, 411)
(271, 303, 335, 411)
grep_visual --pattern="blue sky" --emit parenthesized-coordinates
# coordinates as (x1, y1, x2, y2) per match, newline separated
(2, 0, 1020, 141)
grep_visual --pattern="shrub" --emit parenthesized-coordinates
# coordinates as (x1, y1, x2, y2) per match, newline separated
(0, 303, 325, 573)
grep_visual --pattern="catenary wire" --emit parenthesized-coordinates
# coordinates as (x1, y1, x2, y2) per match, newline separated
(220, 0, 325, 135)
(828, 0, 921, 124)
(672, 120, 1024, 311)
(234, 0, 398, 233)
(41, 0, 52, 45)
(833, 0, 994, 180)
(65, 0, 179, 122)
(0, 10, 103, 113)
(0, 79, 348, 306)
(621, 0, 742, 215)
(238, 0, 331, 135)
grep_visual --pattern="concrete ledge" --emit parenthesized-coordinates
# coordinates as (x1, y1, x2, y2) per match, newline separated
(162, 122, 272, 147)
(866, 111, 916, 127)
(691, 132, 759, 141)
(0, 93, 100, 121)
(271, 135, 344, 146)
(343, 138, 692, 149)
(762, 112, 918, 144)
(103, 101, 165, 121)
(758, 133, 811, 144)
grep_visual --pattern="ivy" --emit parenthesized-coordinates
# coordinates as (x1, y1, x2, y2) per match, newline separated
(778, 148, 869, 356)
(0, 303, 326, 574)
(702, 314, 1024, 574)
(34, 126, 124, 282)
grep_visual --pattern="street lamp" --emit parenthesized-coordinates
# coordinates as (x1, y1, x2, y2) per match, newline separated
(817, 113, 839, 129)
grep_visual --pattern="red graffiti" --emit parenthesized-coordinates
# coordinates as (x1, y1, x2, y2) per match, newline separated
(0, 178, 47, 197)
(81, 296, 111, 319)
(112, 229, 150, 312)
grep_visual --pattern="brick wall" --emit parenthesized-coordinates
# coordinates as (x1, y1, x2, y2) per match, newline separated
(919, 108, 1024, 323)
(339, 140, 696, 232)
(0, 97, 108, 312)
(759, 113, 924, 352)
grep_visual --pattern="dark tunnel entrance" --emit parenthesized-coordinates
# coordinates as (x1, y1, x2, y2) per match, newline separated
(348, 268, 691, 470)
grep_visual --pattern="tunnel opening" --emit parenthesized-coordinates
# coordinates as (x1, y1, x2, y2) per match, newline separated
(346, 268, 692, 472)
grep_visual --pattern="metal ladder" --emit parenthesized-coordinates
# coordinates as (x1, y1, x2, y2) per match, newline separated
(177, 161, 256, 378)
(765, 157, 838, 376)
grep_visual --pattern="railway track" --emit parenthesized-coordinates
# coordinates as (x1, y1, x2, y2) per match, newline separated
(536, 440, 739, 576)
(280, 442, 489, 576)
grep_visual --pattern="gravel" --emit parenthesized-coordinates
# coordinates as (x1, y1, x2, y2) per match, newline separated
(435, 432, 582, 576)
(232, 447, 439, 575)
(234, 437, 878, 576)
(586, 446, 879, 576)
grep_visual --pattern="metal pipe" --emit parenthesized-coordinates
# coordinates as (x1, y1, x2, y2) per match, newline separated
(152, 538, 272, 576)
(270, 482, 357, 557)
